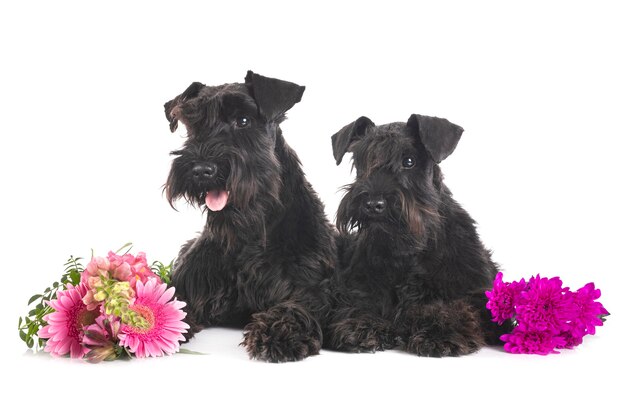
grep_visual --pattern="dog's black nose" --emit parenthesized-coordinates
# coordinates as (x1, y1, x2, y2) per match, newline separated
(192, 162, 218, 180)
(364, 197, 386, 215)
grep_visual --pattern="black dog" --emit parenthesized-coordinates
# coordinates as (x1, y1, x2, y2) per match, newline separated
(325, 114, 509, 357)
(163, 71, 335, 362)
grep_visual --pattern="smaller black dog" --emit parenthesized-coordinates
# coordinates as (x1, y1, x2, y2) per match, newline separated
(326, 114, 509, 357)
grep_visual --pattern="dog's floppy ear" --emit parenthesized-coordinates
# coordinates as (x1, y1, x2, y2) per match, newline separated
(331, 116, 375, 165)
(164, 82, 205, 133)
(407, 114, 464, 163)
(245, 71, 305, 121)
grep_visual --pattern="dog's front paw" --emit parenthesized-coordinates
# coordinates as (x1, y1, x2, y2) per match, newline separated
(241, 304, 322, 363)
(405, 330, 483, 357)
(399, 300, 486, 357)
(326, 316, 397, 352)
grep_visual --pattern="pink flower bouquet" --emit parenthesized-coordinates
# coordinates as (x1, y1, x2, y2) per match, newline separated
(486, 272, 609, 355)
(19, 246, 189, 362)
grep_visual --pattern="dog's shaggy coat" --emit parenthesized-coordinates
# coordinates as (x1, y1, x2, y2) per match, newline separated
(164, 71, 335, 362)
(325, 115, 510, 356)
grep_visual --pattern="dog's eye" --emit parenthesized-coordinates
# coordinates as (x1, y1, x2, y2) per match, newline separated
(402, 156, 416, 169)
(235, 116, 250, 128)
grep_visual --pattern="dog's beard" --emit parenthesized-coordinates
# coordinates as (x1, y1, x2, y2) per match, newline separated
(166, 185, 281, 252)
(165, 148, 283, 251)
(204, 193, 281, 252)
(164, 151, 230, 210)
(186, 169, 283, 252)
(337, 187, 442, 250)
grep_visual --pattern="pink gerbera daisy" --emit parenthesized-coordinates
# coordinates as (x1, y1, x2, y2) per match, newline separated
(38, 283, 99, 359)
(118, 278, 188, 358)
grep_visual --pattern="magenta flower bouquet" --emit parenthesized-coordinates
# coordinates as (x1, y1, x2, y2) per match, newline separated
(18, 245, 189, 362)
(486, 272, 609, 355)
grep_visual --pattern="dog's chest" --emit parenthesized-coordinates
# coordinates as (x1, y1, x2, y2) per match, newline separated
(344, 238, 421, 312)
(225, 244, 297, 311)
(359, 237, 419, 279)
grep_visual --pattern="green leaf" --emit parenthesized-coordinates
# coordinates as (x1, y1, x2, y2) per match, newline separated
(18, 317, 23, 329)
(28, 294, 42, 305)
(28, 322, 40, 336)
(115, 242, 134, 255)
(178, 348, 208, 355)
(69, 271, 81, 285)
(19, 330, 27, 342)
(26, 338, 34, 349)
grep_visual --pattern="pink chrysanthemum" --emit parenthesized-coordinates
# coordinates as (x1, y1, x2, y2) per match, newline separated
(501, 325, 565, 355)
(515, 275, 573, 333)
(38, 283, 99, 358)
(107, 251, 161, 289)
(485, 272, 527, 324)
(118, 278, 188, 358)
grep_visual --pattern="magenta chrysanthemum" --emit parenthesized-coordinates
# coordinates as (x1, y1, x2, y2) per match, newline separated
(555, 330, 583, 349)
(485, 272, 527, 324)
(118, 278, 188, 358)
(568, 282, 608, 338)
(486, 272, 608, 355)
(515, 275, 573, 333)
(38, 283, 99, 358)
(501, 325, 565, 355)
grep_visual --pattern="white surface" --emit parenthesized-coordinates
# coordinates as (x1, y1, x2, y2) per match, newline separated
(0, 1, 624, 401)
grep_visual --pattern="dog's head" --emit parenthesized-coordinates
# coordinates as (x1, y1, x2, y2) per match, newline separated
(164, 71, 305, 214)
(332, 114, 463, 241)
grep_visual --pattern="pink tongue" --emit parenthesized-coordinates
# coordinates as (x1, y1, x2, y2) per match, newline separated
(205, 190, 229, 212)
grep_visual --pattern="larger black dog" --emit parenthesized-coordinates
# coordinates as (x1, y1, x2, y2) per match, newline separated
(326, 115, 508, 357)
(163, 71, 335, 362)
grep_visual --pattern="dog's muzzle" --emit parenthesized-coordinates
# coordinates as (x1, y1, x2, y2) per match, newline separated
(363, 195, 387, 216)
(191, 162, 230, 212)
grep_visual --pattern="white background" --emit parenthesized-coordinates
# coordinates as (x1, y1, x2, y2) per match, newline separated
(1, 1, 624, 401)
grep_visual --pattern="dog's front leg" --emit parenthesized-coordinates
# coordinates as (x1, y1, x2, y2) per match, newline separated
(395, 299, 486, 357)
(241, 301, 322, 363)
(324, 307, 397, 352)
(171, 236, 234, 342)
